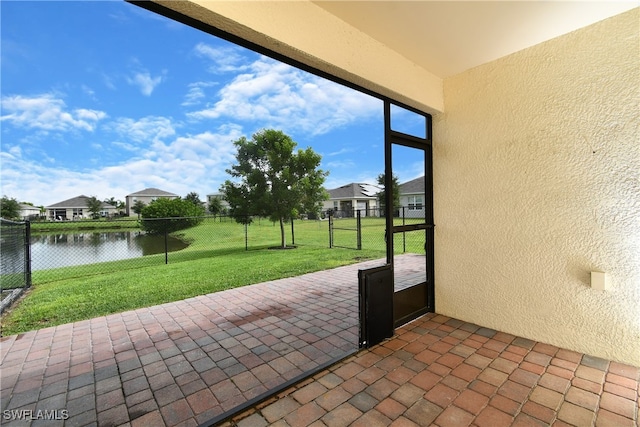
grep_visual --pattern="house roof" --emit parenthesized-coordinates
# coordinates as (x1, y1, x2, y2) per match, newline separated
(19, 204, 40, 211)
(327, 183, 380, 200)
(127, 188, 178, 198)
(46, 195, 115, 209)
(399, 177, 425, 195)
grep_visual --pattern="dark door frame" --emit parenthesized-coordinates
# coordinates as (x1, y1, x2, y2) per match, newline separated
(384, 101, 435, 324)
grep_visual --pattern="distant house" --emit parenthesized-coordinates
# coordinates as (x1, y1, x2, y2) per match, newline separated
(323, 183, 380, 217)
(19, 204, 41, 220)
(46, 196, 116, 220)
(125, 188, 179, 216)
(398, 176, 425, 218)
(205, 193, 230, 214)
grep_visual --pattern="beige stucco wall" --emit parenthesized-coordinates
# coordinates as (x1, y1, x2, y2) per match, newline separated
(433, 9, 639, 366)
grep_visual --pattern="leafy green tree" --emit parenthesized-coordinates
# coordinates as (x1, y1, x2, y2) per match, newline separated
(376, 173, 401, 214)
(1, 196, 21, 220)
(132, 200, 146, 219)
(184, 192, 203, 207)
(208, 197, 223, 218)
(85, 196, 104, 219)
(221, 129, 328, 248)
(140, 197, 205, 234)
(221, 182, 253, 225)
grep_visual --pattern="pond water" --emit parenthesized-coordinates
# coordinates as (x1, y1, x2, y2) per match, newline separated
(29, 231, 189, 271)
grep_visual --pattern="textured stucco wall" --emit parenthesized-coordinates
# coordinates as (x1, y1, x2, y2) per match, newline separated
(433, 9, 639, 366)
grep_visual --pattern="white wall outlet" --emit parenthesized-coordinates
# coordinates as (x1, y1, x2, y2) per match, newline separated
(591, 271, 609, 291)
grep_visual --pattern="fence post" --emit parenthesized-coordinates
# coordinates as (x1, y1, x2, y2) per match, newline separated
(328, 212, 333, 248)
(25, 220, 32, 287)
(357, 210, 362, 250)
(245, 217, 248, 251)
(291, 217, 295, 246)
(402, 206, 406, 253)
(164, 225, 169, 264)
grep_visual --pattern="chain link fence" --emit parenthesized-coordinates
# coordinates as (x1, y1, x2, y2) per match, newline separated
(327, 207, 427, 254)
(1, 219, 31, 312)
(13, 209, 426, 287)
(27, 215, 302, 284)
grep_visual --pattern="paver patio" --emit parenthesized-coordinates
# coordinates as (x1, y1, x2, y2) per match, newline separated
(0, 255, 419, 426)
(223, 314, 639, 427)
(1, 254, 638, 426)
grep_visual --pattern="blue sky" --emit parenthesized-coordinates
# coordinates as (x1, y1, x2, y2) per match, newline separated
(1, 1, 426, 207)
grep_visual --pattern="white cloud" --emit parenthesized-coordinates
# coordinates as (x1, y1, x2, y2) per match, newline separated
(0, 152, 121, 206)
(81, 85, 97, 100)
(108, 116, 176, 145)
(101, 125, 242, 199)
(328, 148, 353, 156)
(7, 145, 22, 157)
(102, 73, 117, 90)
(0, 124, 243, 206)
(390, 104, 428, 138)
(146, 125, 241, 171)
(0, 94, 107, 132)
(187, 56, 380, 136)
(76, 108, 106, 122)
(399, 162, 426, 184)
(325, 160, 356, 169)
(127, 71, 165, 96)
(182, 81, 217, 107)
(193, 43, 251, 74)
(111, 140, 140, 153)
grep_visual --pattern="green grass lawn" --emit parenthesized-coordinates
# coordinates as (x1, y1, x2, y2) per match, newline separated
(29, 217, 141, 233)
(1, 216, 426, 335)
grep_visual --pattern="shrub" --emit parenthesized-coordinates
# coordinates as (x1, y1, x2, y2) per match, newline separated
(140, 198, 205, 234)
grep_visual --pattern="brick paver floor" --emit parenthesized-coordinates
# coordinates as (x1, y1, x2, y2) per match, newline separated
(3, 254, 638, 426)
(0, 255, 423, 426)
(224, 313, 639, 427)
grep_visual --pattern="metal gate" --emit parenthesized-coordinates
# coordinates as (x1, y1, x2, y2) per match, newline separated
(328, 210, 362, 250)
(1, 219, 31, 313)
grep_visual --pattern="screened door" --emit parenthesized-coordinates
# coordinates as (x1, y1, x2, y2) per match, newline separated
(384, 101, 435, 327)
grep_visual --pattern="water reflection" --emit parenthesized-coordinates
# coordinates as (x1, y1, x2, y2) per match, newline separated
(29, 231, 189, 271)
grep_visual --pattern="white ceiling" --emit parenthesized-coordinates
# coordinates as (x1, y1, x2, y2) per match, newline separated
(313, 1, 638, 78)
